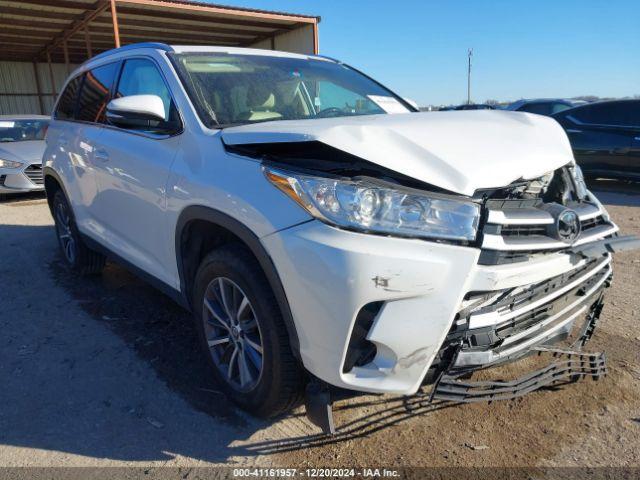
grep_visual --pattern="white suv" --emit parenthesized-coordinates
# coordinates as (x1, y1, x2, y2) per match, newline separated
(43, 43, 637, 433)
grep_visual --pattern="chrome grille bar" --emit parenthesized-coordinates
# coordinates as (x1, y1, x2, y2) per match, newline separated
(24, 164, 44, 185)
(469, 256, 611, 329)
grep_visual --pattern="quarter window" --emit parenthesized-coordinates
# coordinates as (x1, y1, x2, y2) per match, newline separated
(76, 63, 119, 123)
(55, 76, 82, 120)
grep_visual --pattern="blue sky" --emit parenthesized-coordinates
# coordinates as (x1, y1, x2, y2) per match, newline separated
(207, 0, 639, 106)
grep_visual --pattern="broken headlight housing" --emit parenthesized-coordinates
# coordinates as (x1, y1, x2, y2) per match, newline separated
(265, 167, 480, 242)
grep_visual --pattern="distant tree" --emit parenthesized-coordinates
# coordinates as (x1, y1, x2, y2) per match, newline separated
(485, 99, 500, 106)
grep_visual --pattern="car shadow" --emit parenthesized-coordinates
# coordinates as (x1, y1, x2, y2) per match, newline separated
(587, 178, 640, 207)
(0, 221, 459, 464)
(0, 191, 46, 204)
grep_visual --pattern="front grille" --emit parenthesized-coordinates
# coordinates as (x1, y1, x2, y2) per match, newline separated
(24, 164, 43, 185)
(493, 263, 609, 344)
(477, 166, 618, 264)
(446, 256, 612, 369)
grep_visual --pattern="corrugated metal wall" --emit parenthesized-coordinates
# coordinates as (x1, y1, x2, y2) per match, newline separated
(0, 61, 77, 116)
(0, 25, 314, 116)
(249, 25, 315, 55)
(273, 25, 315, 55)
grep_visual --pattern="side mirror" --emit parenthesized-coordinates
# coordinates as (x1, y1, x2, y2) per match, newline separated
(106, 95, 168, 130)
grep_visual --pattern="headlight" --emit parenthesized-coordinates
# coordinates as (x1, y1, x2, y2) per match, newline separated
(265, 167, 480, 242)
(0, 159, 23, 169)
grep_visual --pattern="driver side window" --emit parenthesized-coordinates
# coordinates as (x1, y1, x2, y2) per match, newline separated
(115, 58, 180, 133)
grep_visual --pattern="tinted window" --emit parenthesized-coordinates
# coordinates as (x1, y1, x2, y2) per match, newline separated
(0, 119, 49, 143)
(115, 58, 178, 126)
(76, 62, 119, 123)
(520, 102, 571, 116)
(519, 103, 553, 115)
(568, 101, 640, 127)
(55, 76, 82, 120)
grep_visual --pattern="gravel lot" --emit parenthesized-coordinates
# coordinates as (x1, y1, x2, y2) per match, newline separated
(0, 180, 638, 470)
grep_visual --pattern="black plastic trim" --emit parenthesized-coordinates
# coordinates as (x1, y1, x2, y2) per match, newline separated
(44, 166, 186, 307)
(82, 234, 187, 308)
(175, 205, 301, 360)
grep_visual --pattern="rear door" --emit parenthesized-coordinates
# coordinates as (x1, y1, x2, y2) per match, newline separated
(71, 62, 120, 222)
(555, 102, 633, 176)
(90, 57, 182, 286)
(48, 64, 117, 230)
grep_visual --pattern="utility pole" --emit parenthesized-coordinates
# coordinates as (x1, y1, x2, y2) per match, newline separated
(467, 48, 473, 105)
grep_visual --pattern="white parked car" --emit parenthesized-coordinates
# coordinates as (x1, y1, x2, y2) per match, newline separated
(0, 115, 49, 196)
(43, 43, 638, 433)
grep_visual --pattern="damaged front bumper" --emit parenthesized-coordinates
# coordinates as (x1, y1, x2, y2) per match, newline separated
(262, 217, 636, 396)
(262, 208, 638, 434)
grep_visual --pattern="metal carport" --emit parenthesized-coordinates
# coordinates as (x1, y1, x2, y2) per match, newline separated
(0, 0, 320, 114)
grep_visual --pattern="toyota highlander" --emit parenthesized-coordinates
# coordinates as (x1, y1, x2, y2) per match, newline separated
(43, 43, 639, 433)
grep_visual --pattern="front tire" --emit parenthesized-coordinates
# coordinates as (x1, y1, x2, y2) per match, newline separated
(193, 244, 304, 417)
(52, 190, 105, 275)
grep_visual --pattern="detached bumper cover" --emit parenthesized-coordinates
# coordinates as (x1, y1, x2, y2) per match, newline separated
(432, 347, 606, 403)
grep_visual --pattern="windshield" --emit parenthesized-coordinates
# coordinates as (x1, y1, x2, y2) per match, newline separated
(170, 52, 411, 127)
(0, 119, 49, 143)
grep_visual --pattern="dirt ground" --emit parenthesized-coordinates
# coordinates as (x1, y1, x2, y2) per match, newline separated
(0, 179, 638, 470)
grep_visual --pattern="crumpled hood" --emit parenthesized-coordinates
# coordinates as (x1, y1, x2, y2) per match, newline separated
(221, 111, 574, 196)
(0, 140, 46, 165)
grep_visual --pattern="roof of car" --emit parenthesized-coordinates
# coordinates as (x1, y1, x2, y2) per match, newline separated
(86, 42, 333, 66)
(0, 115, 50, 121)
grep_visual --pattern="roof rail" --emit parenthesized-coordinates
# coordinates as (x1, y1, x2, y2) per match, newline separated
(314, 54, 341, 63)
(87, 43, 174, 63)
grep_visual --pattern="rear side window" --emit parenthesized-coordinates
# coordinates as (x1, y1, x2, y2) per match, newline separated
(76, 62, 119, 123)
(520, 102, 571, 115)
(55, 76, 82, 120)
(519, 103, 553, 115)
(568, 102, 640, 127)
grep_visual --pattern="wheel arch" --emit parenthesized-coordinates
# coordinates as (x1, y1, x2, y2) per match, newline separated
(176, 205, 301, 361)
(43, 166, 68, 215)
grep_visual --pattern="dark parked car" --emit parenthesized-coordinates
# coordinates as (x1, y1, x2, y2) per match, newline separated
(506, 98, 574, 116)
(552, 100, 640, 180)
(452, 103, 495, 110)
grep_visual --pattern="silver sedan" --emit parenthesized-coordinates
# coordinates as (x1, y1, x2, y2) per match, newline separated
(0, 115, 50, 196)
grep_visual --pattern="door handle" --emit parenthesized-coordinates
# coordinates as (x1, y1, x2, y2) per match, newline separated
(566, 129, 582, 133)
(94, 148, 109, 162)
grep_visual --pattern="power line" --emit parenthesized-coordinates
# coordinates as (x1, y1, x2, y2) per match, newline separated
(467, 48, 473, 105)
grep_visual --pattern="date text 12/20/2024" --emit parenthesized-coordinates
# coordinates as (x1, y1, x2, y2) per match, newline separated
(233, 468, 400, 477)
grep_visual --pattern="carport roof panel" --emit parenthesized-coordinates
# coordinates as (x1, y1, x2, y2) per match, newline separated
(0, 0, 320, 62)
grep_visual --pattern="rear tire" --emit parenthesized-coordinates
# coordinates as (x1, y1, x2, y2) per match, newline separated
(52, 190, 105, 275)
(192, 243, 304, 417)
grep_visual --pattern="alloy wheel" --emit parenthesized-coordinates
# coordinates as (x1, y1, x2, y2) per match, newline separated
(202, 277, 264, 392)
(55, 201, 76, 264)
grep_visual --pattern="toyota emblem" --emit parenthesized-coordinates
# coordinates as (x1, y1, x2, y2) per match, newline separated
(556, 209, 581, 243)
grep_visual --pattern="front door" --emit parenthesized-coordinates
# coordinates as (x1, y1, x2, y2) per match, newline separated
(90, 57, 183, 287)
